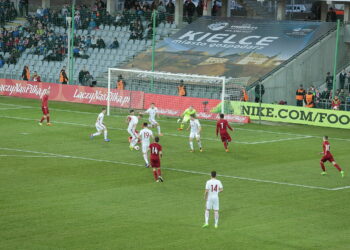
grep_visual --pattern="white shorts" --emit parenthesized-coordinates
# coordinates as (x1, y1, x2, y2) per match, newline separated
(96, 123, 106, 132)
(149, 118, 158, 126)
(190, 132, 200, 140)
(206, 197, 219, 210)
(142, 143, 150, 153)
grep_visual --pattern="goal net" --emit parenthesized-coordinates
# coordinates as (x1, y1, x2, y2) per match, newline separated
(107, 68, 243, 119)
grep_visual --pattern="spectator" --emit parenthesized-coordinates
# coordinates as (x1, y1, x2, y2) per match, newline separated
(338, 89, 346, 105)
(114, 13, 123, 26)
(304, 90, 315, 108)
(0, 55, 5, 68)
(145, 24, 153, 40)
(32, 71, 41, 82)
(240, 87, 249, 102)
(88, 18, 97, 31)
(79, 68, 87, 85)
(82, 71, 93, 86)
(117, 74, 125, 90)
(325, 72, 333, 90)
(21, 65, 30, 81)
(331, 96, 341, 110)
(326, 7, 337, 22)
(178, 81, 186, 96)
(59, 66, 69, 84)
(295, 84, 306, 106)
(339, 69, 346, 90)
(91, 35, 97, 48)
(186, 0, 196, 23)
(166, 0, 175, 23)
(197, 0, 204, 17)
(254, 84, 265, 103)
(109, 37, 119, 49)
(212, 0, 219, 16)
(96, 36, 106, 48)
(157, 2, 166, 23)
(129, 31, 138, 40)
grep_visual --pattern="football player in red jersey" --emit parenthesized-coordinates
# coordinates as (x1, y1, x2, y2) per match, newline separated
(216, 114, 233, 152)
(320, 136, 344, 177)
(39, 89, 52, 126)
(149, 136, 163, 182)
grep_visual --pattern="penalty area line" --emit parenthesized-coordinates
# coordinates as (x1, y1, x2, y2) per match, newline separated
(0, 147, 337, 191)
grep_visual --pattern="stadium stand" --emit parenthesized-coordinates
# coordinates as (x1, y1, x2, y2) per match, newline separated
(0, 1, 177, 85)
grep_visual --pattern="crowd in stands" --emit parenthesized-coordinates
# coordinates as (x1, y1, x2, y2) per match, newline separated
(295, 72, 350, 110)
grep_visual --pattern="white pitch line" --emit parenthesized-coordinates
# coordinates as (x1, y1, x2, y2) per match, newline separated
(0, 115, 312, 145)
(0, 154, 61, 158)
(1, 101, 350, 142)
(0, 147, 340, 191)
(330, 186, 350, 191)
(0, 107, 32, 110)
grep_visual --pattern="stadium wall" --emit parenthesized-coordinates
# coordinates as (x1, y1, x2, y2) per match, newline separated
(258, 28, 350, 105)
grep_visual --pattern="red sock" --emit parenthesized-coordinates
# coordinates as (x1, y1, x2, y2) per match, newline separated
(47, 116, 50, 123)
(320, 162, 326, 171)
(223, 141, 227, 149)
(40, 116, 45, 123)
(157, 168, 162, 177)
(334, 163, 342, 172)
(153, 170, 158, 181)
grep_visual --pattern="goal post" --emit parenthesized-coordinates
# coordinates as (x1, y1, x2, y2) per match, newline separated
(107, 68, 243, 119)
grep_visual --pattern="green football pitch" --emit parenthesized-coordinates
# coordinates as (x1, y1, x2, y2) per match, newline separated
(1, 96, 350, 250)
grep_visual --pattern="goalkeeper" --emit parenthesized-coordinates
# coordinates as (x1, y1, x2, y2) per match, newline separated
(178, 106, 197, 131)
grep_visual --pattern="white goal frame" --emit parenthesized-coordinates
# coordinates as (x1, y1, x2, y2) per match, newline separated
(107, 68, 226, 116)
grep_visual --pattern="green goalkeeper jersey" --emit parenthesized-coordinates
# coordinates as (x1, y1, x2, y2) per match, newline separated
(182, 108, 197, 117)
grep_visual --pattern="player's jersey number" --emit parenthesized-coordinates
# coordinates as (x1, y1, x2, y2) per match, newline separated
(211, 185, 218, 192)
(151, 147, 159, 155)
(220, 122, 224, 129)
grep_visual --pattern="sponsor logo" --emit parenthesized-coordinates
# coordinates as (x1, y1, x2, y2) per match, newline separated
(0, 83, 49, 98)
(231, 101, 350, 129)
(208, 22, 229, 31)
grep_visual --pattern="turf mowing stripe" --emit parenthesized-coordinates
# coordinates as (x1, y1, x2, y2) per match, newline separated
(0, 147, 337, 191)
(1, 101, 350, 142)
(0, 115, 312, 145)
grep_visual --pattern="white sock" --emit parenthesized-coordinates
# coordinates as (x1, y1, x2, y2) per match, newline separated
(197, 140, 202, 149)
(214, 211, 219, 226)
(93, 131, 101, 137)
(205, 210, 209, 224)
(143, 153, 149, 165)
(131, 136, 138, 147)
(189, 141, 194, 150)
(104, 130, 108, 140)
(157, 125, 161, 134)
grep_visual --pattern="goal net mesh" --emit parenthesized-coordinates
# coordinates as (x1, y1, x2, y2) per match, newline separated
(107, 68, 243, 118)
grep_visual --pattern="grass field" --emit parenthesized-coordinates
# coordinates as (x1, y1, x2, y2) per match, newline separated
(1, 95, 350, 250)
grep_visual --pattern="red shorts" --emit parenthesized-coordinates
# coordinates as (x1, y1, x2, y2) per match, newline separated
(220, 132, 231, 142)
(321, 154, 335, 163)
(42, 107, 49, 115)
(150, 158, 160, 168)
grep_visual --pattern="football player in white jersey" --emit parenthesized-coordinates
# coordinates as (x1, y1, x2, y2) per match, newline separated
(203, 171, 223, 229)
(187, 114, 202, 152)
(126, 110, 142, 150)
(90, 107, 110, 142)
(145, 103, 163, 136)
(138, 122, 154, 167)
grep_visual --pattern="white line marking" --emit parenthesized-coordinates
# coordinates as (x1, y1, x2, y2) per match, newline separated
(0, 107, 24, 110)
(330, 186, 350, 191)
(0, 115, 312, 145)
(1, 101, 350, 142)
(0, 154, 60, 158)
(0, 147, 339, 191)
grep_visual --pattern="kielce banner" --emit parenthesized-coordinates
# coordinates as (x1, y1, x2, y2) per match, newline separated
(0, 79, 249, 123)
(223, 101, 350, 129)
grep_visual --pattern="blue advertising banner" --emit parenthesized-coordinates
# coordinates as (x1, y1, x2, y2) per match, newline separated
(128, 17, 335, 85)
